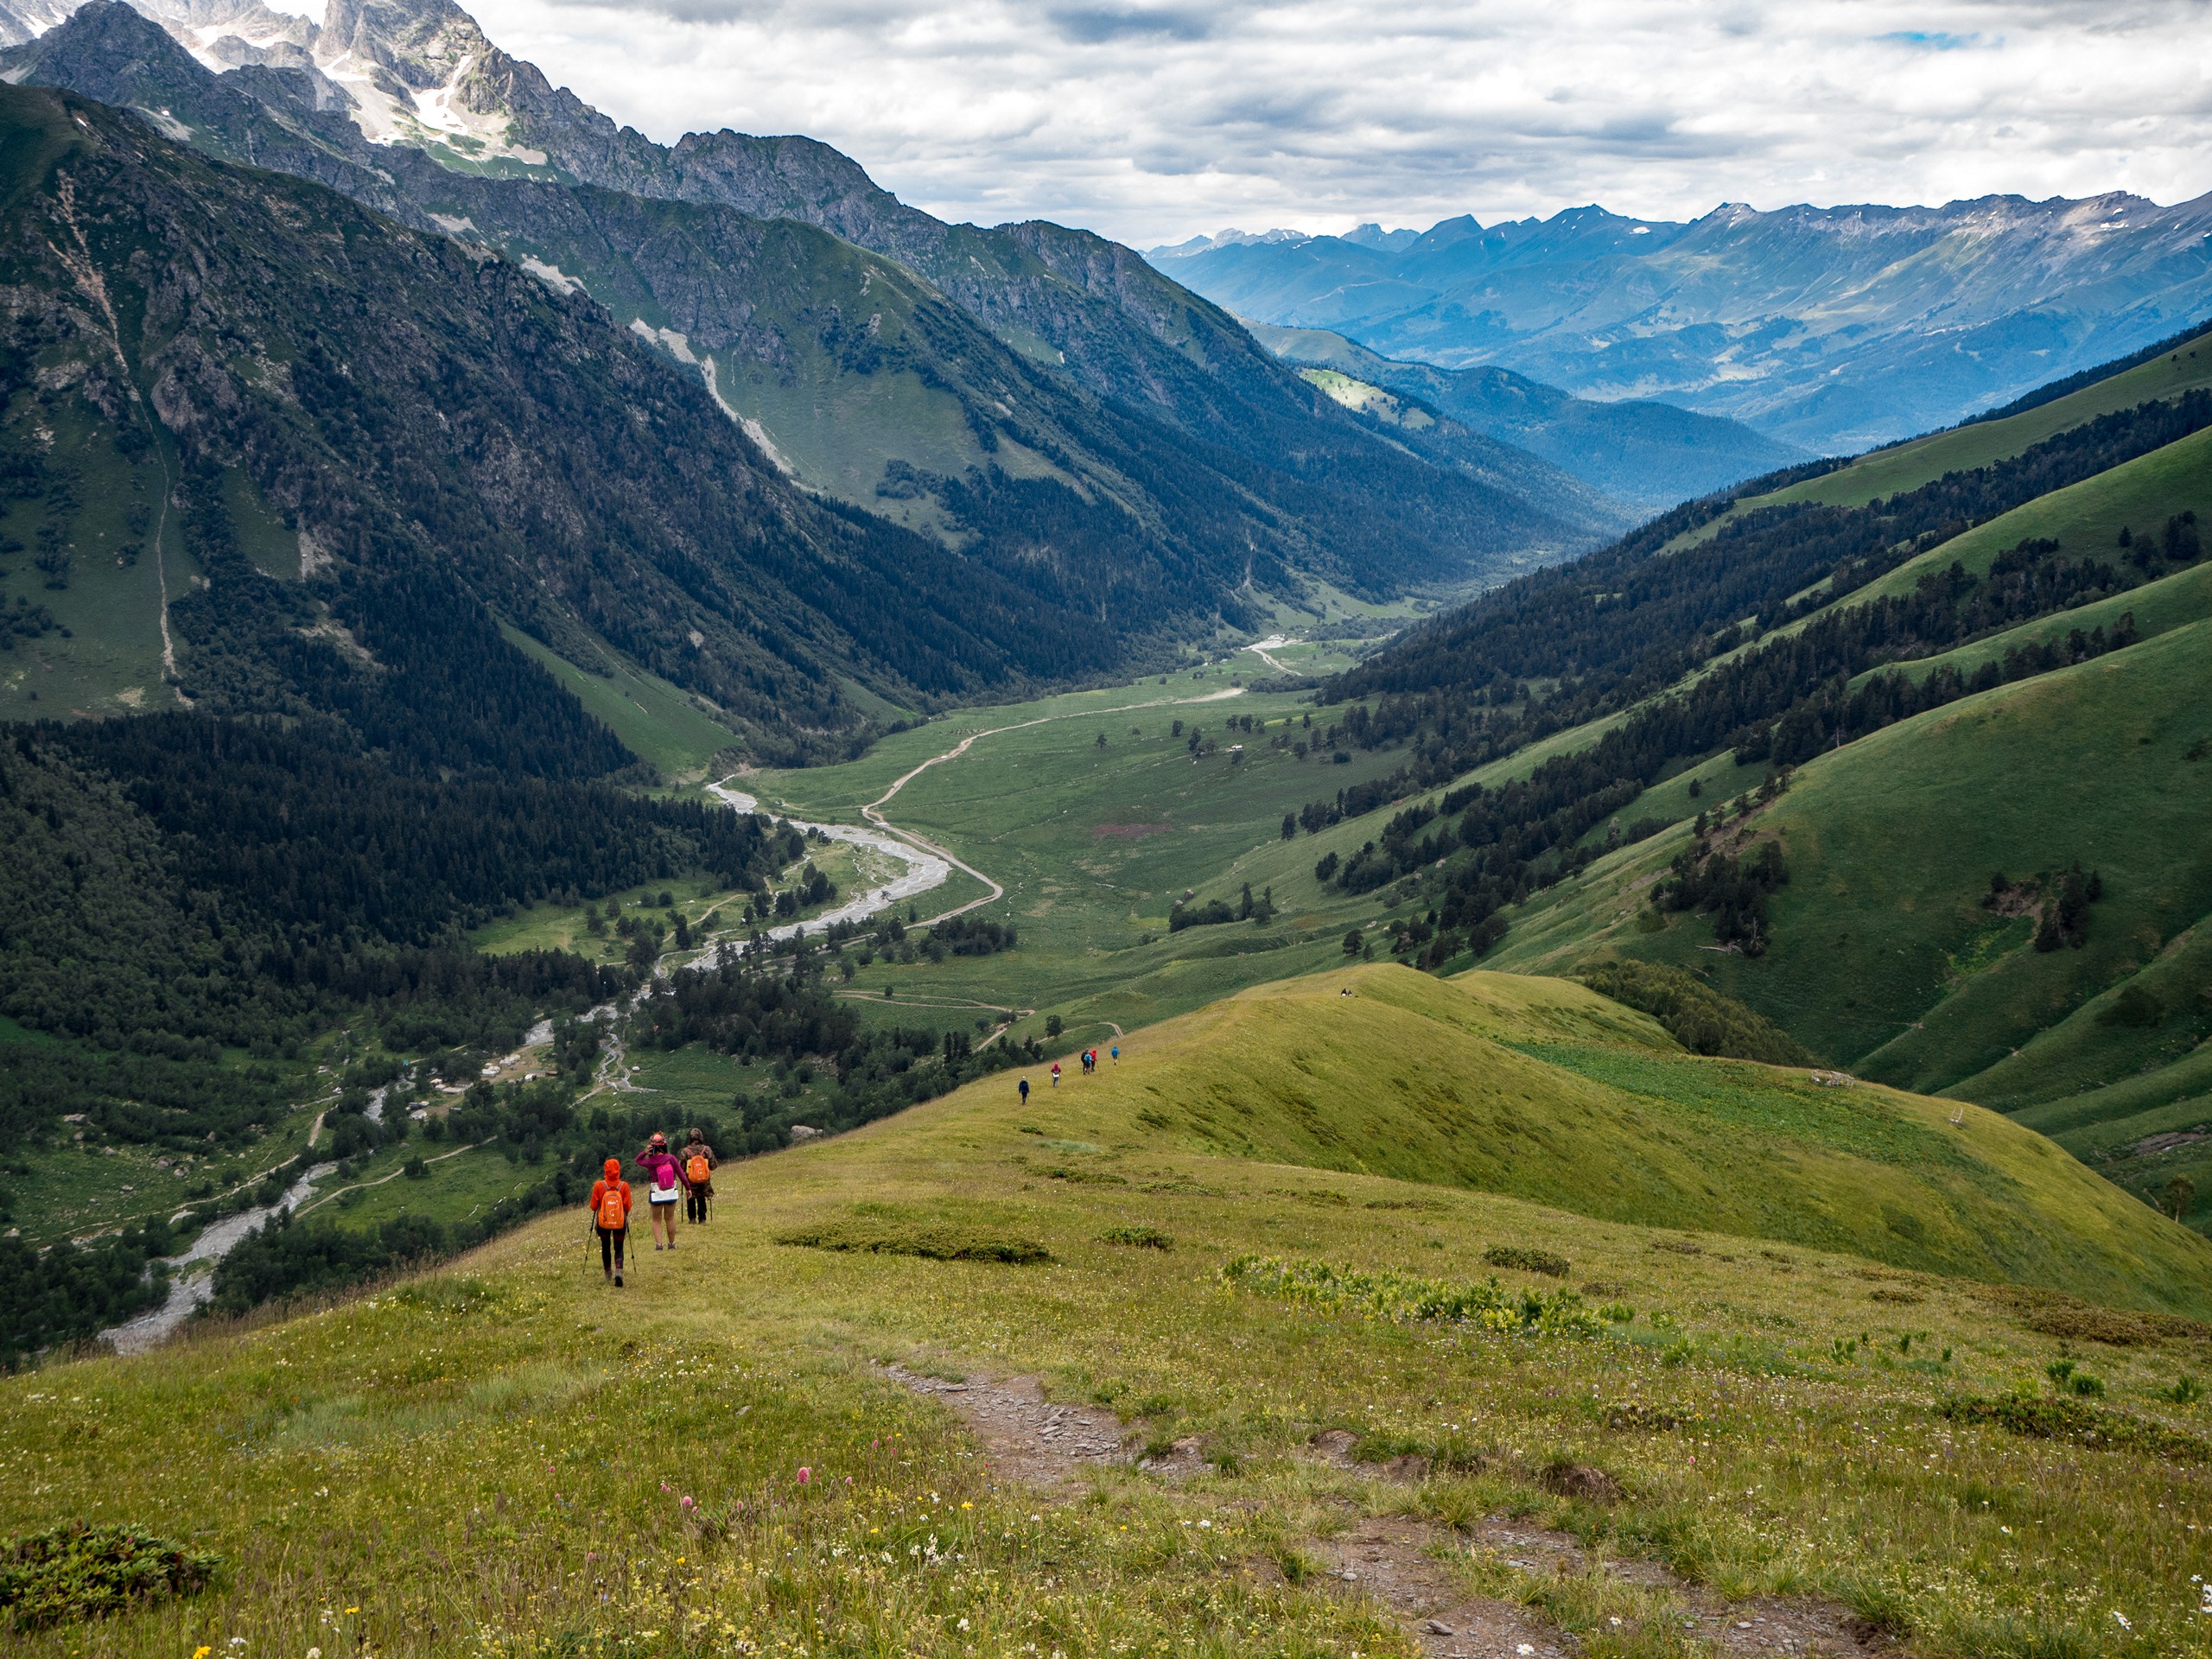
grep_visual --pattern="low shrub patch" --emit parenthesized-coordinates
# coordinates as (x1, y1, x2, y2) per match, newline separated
(775, 1217, 1051, 1265)
(1941, 1392, 2212, 1464)
(1484, 1244, 1570, 1277)
(1044, 1166, 1129, 1185)
(1985, 1286, 2210, 1346)
(1223, 1255, 1602, 1336)
(0, 1522, 218, 1630)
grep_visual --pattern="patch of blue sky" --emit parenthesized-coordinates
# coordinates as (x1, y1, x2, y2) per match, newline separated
(1877, 30, 1984, 51)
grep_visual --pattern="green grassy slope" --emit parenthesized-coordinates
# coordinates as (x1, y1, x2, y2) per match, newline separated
(0, 406, 193, 720)
(499, 625, 737, 779)
(1492, 620, 2212, 1116)
(9, 964, 2212, 1658)
(1039, 963, 2212, 1313)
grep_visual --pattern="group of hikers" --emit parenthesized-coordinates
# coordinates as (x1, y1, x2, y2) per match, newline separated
(1015, 1040, 1121, 1103)
(586, 1128, 716, 1287)
(601, 1033, 1131, 1279)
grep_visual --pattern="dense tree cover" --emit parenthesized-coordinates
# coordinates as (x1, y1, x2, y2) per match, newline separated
(164, 462, 633, 783)
(632, 950, 1039, 1149)
(0, 1217, 179, 1368)
(925, 915, 1018, 957)
(1573, 959, 1815, 1065)
(2, 719, 789, 1054)
(0, 715, 803, 1179)
(0, 1039, 289, 1161)
(54, 715, 791, 947)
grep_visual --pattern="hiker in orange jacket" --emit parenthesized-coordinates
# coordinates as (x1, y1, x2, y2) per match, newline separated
(680, 1128, 717, 1226)
(588, 1158, 632, 1286)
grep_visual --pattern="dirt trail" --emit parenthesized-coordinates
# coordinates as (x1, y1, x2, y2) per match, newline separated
(881, 1365, 1131, 1484)
(886, 1376, 1885, 1659)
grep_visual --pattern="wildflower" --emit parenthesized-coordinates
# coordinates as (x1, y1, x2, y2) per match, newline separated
(960, 1501, 971, 1510)
(345, 1607, 359, 1615)
(682, 1496, 696, 1510)
(957, 1618, 970, 1632)
(194, 1649, 213, 1658)
(309, 1649, 323, 1658)
(798, 1466, 812, 1484)
(2113, 1612, 2132, 1630)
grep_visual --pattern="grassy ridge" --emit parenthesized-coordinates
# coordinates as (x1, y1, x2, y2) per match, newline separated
(6, 967, 2212, 1657)
(995, 963, 2212, 1314)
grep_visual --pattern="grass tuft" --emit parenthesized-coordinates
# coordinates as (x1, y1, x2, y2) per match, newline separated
(1098, 1225, 1173, 1249)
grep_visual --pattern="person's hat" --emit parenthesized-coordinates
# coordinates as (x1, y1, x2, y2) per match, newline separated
(650, 1131, 668, 1147)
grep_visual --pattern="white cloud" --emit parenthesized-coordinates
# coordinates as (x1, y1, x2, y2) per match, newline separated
(453, 0, 2212, 245)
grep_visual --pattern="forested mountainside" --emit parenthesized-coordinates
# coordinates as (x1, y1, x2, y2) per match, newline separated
(1154, 199, 2212, 452)
(1247, 322, 1801, 511)
(0, 75, 1421, 753)
(0, 2, 1617, 619)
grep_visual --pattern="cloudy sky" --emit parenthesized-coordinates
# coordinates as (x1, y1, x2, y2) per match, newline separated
(436, 0, 2212, 246)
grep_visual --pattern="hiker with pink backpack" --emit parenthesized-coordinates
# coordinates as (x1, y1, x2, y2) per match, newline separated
(635, 1132, 684, 1250)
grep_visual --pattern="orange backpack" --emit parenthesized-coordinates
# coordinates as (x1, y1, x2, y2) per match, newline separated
(595, 1181, 627, 1229)
(686, 1153, 711, 1186)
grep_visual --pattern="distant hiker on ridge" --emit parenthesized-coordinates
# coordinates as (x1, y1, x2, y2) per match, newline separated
(589, 1158, 632, 1287)
(1018, 1077, 1031, 1105)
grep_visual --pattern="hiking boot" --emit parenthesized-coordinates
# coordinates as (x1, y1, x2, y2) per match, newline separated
(614, 1272, 624, 1287)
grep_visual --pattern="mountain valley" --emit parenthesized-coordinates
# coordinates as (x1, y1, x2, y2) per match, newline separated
(0, 6, 2206, 1656)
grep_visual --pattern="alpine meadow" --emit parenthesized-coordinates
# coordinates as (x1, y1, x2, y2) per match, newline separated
(0, 3, 2209, 1658)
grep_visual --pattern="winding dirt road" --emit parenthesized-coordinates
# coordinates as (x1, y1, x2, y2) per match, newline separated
(858, 687, 1249, 926)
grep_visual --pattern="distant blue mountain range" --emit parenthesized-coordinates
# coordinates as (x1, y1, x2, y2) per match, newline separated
(1151, 196, 2212, 453)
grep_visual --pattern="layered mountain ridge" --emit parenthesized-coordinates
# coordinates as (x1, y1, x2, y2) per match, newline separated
(1153, 195, 2212, 452)
(1, 0, 1637, 610)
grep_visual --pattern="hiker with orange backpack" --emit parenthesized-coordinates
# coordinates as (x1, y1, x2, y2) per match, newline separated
(680, 1128, 718, 1226)
(588, 1158, 632, 1287)
(636, 1132, 683, 1250)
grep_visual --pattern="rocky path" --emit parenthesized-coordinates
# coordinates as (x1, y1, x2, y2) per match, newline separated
(881, 1365, 1131, 1484)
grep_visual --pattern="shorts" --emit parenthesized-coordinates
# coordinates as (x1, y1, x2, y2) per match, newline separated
(648, 1187, 679, 1205)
